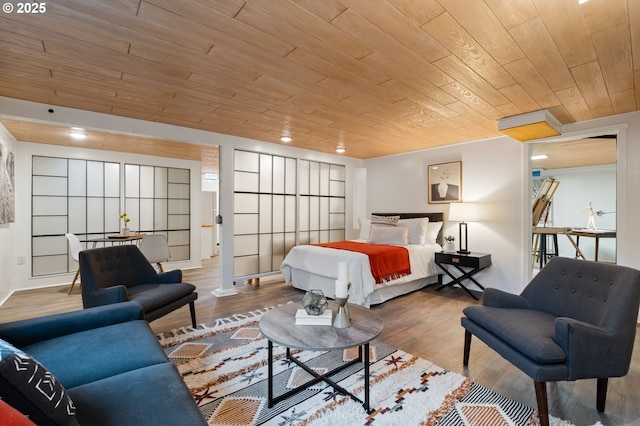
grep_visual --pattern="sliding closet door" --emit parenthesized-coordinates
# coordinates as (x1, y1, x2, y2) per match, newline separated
(124, 164, 191, 261)
(233, 151, 296, 277)
(31, 156, 192, 277)
(233, 150, 346, 280)
(31, 156, 120, 276)
(298, 160, 345, 245)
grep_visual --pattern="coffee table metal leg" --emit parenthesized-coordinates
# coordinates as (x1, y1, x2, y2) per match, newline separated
(268, 339, 274, 407)
(364, 343, 371, 413)
(265, 341, 374, 413)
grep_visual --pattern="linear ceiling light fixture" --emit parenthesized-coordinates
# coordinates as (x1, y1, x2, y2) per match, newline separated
(531, 154, 549, 160)
(69, 127, 87, 140)
(497, 110, 561, 142)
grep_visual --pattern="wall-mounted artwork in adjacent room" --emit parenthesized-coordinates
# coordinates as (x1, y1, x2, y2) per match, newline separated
(428, 161, 461, 204)
(0, 141, 15, 224)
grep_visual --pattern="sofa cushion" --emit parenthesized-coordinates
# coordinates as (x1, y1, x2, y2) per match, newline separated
(463, 306, 566, 364)
(127, 282, 197, 312)
(68, 363, 207, 426)
(22, 320, 168, 389)
(0, 339, 78, 426)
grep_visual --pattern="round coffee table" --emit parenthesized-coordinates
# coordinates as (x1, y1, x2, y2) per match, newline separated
(259, 301, 383, 413)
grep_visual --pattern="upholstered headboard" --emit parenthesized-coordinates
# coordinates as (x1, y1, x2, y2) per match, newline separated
(372, 212, 445, 245)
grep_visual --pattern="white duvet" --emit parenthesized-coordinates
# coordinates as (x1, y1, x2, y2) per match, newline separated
(280, 241, 442, 306)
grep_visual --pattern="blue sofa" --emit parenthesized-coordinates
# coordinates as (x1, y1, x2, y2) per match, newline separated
(0, 302, 207, 426)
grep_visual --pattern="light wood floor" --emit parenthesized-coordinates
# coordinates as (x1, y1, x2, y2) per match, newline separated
(1, 257, 638, 426)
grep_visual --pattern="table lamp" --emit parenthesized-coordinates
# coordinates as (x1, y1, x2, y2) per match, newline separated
(448, 202, 479, 254)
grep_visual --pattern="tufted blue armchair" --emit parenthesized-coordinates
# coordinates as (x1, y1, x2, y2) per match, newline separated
(79, 245, 198, 328)
(461, 257, 640, 426)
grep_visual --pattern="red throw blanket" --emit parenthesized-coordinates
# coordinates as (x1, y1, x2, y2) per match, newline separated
(313, 241, 411, 284)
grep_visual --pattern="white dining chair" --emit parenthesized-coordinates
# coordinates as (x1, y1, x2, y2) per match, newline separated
(65, 233, 83, 295)
(139, 234, 171, 273)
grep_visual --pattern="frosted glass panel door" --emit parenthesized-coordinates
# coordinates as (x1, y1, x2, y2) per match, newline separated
(31, 156, 120, 277)
(299, 160, 345, 244)
(233, 151, 345, 280)
(233, 150, 297, 278)
(124, 164, 191, 262)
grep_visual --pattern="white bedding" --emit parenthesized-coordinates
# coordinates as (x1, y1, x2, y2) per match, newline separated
(280, 241, 442, 307)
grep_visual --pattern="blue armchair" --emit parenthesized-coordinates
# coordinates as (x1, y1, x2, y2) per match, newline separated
(79, 245, 198, 328)
(461, 257, 640, 426)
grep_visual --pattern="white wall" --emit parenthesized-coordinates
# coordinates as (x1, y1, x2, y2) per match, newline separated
(364, 137, 527, 293)
(0, 126, 17, 304)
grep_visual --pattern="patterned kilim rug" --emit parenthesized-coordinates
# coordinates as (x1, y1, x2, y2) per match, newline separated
(157, 304, 585, 426)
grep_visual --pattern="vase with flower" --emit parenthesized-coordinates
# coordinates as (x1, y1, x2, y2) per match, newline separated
(119, 212, 131, 236)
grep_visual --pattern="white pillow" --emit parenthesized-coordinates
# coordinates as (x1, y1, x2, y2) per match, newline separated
(398, 217, 429, 245)
(425, 221, 443, 245)
(358, 218, 371, 240)
(368, 226, 408, 245)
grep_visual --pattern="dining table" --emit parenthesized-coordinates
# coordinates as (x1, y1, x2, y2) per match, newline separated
(81, 233, 146, 248)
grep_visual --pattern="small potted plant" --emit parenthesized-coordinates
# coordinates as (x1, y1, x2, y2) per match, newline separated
(302, 289, 328, 316)
(444, 235, 456, 253)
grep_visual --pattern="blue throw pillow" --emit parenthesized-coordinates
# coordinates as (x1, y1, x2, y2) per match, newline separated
(0, 339, 78, 426)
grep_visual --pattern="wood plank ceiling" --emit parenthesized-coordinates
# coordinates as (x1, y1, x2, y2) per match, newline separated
(0, 0, 638, 164)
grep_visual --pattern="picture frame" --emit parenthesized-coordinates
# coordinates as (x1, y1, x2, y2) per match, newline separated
(428, 161, 462, 204)
(0, 141, 15, 224)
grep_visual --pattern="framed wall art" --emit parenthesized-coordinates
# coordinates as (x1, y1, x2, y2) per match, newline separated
(428, 161, 461, 204)
(0, 141, 15, 224)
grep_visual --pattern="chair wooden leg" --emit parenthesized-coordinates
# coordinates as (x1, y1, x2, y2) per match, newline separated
(597, 378, 608, 412)
(157, 263, 164, 273)
(189, 301, 197, 329)
(534, 381, 550, 426)
(463, 330, 472, 366)
(67, 268, 80, 295)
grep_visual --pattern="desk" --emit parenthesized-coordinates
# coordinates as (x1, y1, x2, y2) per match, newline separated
(259, 301, 383, 413)
(567, 229, 616, 261)
(532, 227, 585, 268)
(81, 234, 146, 248)
(435, 252, 491, 300)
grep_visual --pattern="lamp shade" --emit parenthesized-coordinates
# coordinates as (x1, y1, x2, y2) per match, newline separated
(448, 202, 479, 222)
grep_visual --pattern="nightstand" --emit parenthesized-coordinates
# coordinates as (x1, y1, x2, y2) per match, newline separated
(434, 252, 491, 300)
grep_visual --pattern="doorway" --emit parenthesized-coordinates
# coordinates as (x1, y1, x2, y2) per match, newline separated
(530, 136, 617, 273)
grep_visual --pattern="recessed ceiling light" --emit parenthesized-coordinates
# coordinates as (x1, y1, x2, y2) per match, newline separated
(336, 146, 346, 154)
(280, 135, 292, 143)
(531, 154, 549, 160)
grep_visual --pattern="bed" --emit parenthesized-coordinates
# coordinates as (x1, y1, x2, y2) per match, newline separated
(280, 213, 444, 307)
